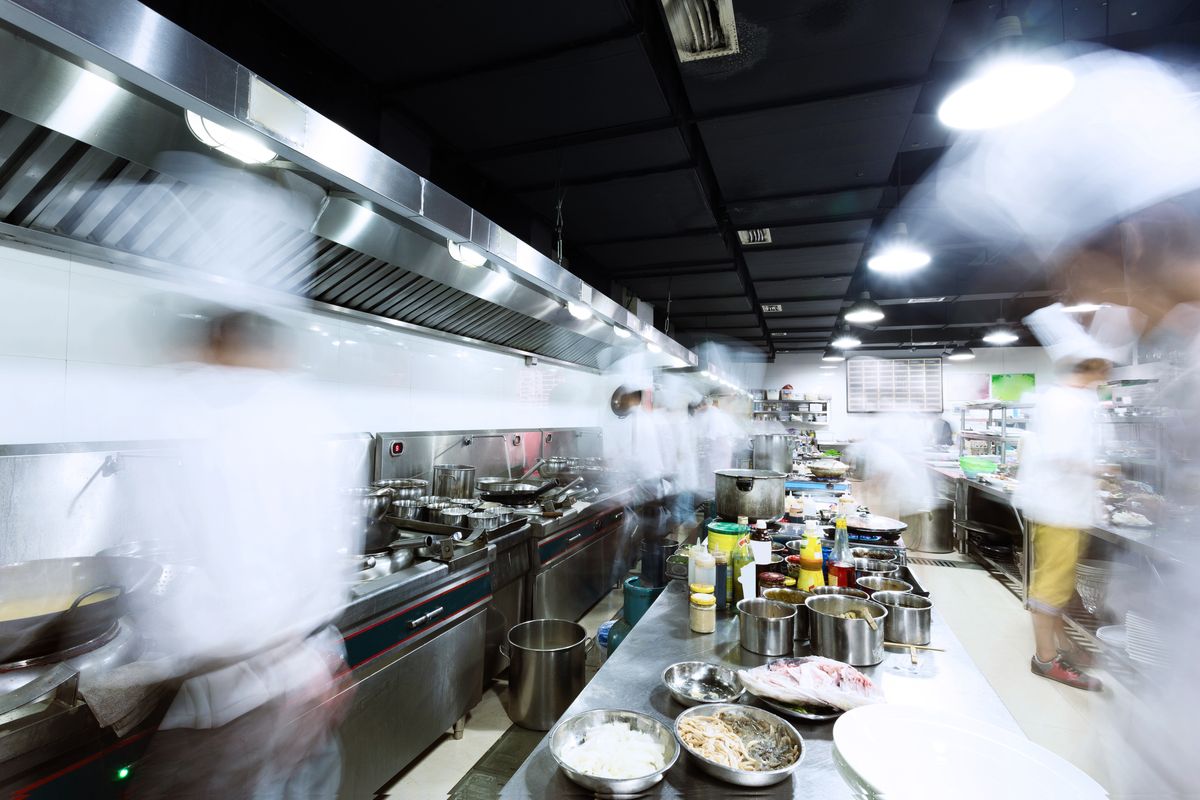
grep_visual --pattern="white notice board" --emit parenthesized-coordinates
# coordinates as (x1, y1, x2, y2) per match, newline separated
(846, 357, 943, 413)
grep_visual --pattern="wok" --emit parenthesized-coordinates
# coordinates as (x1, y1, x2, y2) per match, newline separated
(0, 556, 161, 664)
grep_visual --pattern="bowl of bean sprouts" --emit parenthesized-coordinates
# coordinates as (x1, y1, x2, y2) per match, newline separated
(673, 703, 805, 786)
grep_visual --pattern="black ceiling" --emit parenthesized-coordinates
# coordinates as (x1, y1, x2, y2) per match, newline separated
(143, 0, 1200, 359)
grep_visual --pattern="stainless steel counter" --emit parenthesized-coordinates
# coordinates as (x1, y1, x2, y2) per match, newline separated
(501, 580, 1020, 799)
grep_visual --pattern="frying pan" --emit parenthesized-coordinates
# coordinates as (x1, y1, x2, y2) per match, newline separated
(477, 479, 557, 506)
(0, 556, 161, 664)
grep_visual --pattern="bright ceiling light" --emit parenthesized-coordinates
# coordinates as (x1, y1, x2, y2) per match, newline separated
(844, 293, 885, 324)
(868, 244, 932, 274)
(821, 348, 846, 362)
(566, 301, 592, 321)
(938, 61, 1075, 131)
(820, 365, 838, 369)
(700, 370, 711, 378)
(831, 329, 861, 349)
(1061, 302, 1103, 313)
(613, 326, 632, 339)
(646, 341, 662, 354)
(447, 240, 488, 268)
(983, 328, 1019, 345)
(946, 344, 976, 361)
(185, 110, 277, 164)
(906, 296, 946, 304)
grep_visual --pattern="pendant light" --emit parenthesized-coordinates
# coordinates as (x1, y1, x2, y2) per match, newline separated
(821, 347, 846, 363)
(983, 327, 1019, 345)
(937, 5, 1074, 131)
(831, 325, 861, 349)
(946, 343, 976, 361)
(844, 291, 885, 324)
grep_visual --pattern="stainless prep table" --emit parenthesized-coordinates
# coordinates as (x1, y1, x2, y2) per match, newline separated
(501, 580, 1020, 799)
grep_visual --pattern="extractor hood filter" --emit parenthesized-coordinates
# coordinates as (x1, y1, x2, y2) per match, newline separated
(661, 0, 740, 62)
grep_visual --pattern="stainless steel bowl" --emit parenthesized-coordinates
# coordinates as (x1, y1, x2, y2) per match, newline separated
(661, 661, 745, 706)
(674, 703, 805, 787)
(873, 591, 933, 646)
(374, 478, 429, 500)
(784, 539, 805, 555)
(737, 599, 795, 656)
(856, 576, 913, 595)
(391, 499, 424, 521)
(852, 558, 899, 578)
(548, 708, 679, 795)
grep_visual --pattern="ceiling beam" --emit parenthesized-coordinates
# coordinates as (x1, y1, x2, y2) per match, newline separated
(509, 160, 696, 192)
(383, 25, 643, 92)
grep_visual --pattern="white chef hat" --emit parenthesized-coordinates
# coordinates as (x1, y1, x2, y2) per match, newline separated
(933, 48, 1200, 260)
(1024, 303, 1126, 365)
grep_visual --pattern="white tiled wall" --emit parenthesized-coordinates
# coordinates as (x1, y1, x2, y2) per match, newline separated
(0, 239, 611, 444)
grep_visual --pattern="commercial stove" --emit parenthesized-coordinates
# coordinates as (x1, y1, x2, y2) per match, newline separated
(522, 486, 633, 623)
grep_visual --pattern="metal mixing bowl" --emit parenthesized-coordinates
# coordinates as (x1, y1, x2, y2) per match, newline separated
(548, 708, 679, 794)
(661, 661, 745, 707)
(674, 703, 805, 787)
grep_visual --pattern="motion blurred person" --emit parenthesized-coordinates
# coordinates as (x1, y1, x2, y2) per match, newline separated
(132, 310, 353, 799)
(695, 394, 741, 509)
(1013, 325, 1109, 691)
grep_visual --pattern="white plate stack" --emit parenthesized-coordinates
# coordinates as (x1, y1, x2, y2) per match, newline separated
(1124, 611, 1167, 668)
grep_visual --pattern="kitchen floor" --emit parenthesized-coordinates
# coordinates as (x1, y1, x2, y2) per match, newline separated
(382, 558, 1127, 799)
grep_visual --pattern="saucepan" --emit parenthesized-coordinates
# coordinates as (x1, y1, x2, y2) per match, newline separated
(872, 591, 932, 646)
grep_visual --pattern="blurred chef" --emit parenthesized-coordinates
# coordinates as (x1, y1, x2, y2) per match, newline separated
(1014, 305, 1114, 690)
(131, 309, 353, 799)
(694, 394, 741, 506)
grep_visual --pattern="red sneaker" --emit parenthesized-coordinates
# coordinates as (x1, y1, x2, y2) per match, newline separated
(1030, 655, 1102, 691)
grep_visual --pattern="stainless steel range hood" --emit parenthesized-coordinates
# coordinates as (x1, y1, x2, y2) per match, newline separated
(0, 0, 697, 371)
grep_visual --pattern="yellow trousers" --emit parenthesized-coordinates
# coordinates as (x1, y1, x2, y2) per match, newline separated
(1027, 522, 1084, 614)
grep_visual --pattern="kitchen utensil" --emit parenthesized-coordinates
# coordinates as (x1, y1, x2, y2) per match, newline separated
(433, 464, 476, 500)
(884, 642, 944, 651)
(809, 586, 868, 599)
(673, 703, 805, 787)
(752, 434, 793, 474)
(762, 588, 813, 643)
(661, 661, 745, 706)
(467, 510, 498, 531)
(852, 558, 898, 578)
(477, 480, 556, 506)
(0, 557, 160, 663)
(506, 619, 587, 730)
(373, 478, 429, 500)
(386, 535, 432, 571)
(805, 595, 887, 666)
(548, 708, 679, 794)
(715, 469, 786, 522)
(391, 499, 424, 521)
(833, 705, 1106, 798)
(850, 548, 896, 563)
(856, 576, 913, 595)
(872, 591, 932, 646)
(737, 598, 795, 656)
(435, 507, 472, 528)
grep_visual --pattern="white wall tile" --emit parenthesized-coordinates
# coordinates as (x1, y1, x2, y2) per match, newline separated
(0, 356, 65, 443)
(0, 252, 70, 359)
(63, 362, 183, 442)
(66, 264, 179, 366)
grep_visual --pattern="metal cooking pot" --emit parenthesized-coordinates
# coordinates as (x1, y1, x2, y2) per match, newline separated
(737, 598, 795, 656)
(857, 576, 913, 595)
(0, 556, 161, 663)
(762, 588, 813, 644)
(505, 619, 587, 730)
(714, 469, 786, 522)
(751, 435, 792, 474)
(805, 595, 887, 666)
(392, 499, 424, 521)
(374, 478, 429, 500)
(346, 487, 398, 552)
(433, 464, 476, 500)
(853, 558, 899, 578)
(873, 591, 932, 646)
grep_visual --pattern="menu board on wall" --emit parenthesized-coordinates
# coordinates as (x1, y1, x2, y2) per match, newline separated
(846, 357, 943, 413)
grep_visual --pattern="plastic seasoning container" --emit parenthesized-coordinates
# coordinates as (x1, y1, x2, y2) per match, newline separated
(692, 548, 716, 589)
(689, 592, 716, 633)
(712, 551, 729, 610)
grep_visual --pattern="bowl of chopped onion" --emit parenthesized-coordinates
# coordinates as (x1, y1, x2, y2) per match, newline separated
(674, 703, 805, 786)
(549, 708, 679, 794)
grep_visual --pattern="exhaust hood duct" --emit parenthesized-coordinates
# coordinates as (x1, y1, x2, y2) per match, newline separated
(0, 0, 697, 371)
(661, 0, 740, 62)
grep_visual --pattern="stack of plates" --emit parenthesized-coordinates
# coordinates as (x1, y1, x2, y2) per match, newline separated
(832, 705, 1107, 799)
(1074, 559, 1131, 615)
(1125, 611, 1167, 668)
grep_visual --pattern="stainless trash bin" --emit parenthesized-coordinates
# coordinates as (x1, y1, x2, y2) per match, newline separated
(505, 619, 587, 730)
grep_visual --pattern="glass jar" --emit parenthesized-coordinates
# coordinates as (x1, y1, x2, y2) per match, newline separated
(757, 571, 787, 597)
(689, 592, 716, 634)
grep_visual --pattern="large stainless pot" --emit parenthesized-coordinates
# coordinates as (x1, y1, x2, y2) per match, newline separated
(0, 557, 161, 663)
(751, 435, 792, 474)
(805, 595, 887, 666)
(433, 464, 476, 500)
(873, 591, 932, 646)
(715, 469, 786, 522)
(374, 478, 429, 500)
(506, 619, 587, 730)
